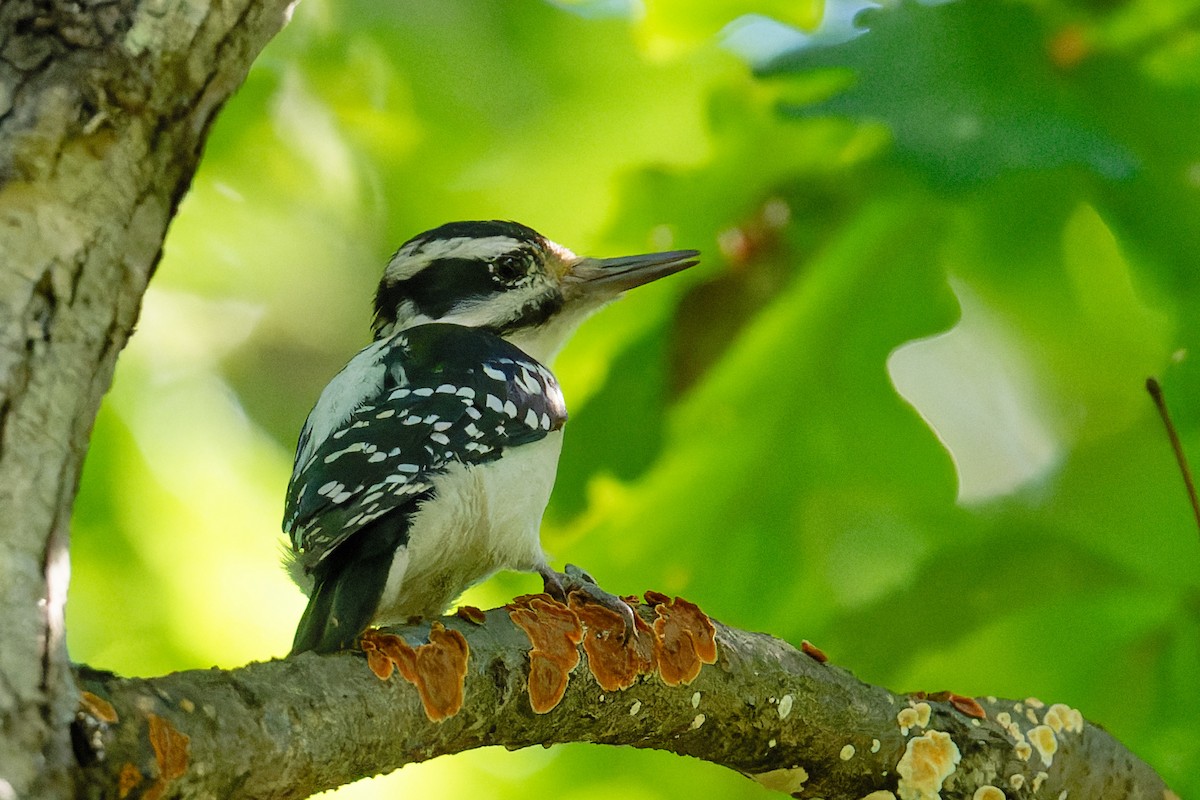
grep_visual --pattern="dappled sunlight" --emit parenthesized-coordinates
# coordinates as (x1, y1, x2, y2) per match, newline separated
(889, 279, 1063, 503)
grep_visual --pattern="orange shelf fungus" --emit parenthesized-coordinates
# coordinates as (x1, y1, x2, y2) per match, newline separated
(643, 589, 671, 606)
(455, 605, 488, 625)
(413, 624, 470, 721)
(361, 631, 406, 680)
(918, 690, 986, 719)
(502, 592, 720, 711)
(801, 639, 829, 664)
(651, 596, 718, 687)
(80, 690, 119, 724)
(949, 693, 986, 720)
(360, 624, 469, 722)
(571, 596, 657, 692)
(507, 594, 583, 713)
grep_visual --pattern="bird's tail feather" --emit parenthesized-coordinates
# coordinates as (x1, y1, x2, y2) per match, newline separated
(289, 522, 403, 655)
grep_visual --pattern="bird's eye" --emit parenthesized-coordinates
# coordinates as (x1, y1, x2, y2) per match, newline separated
(491, 255, 525, 282)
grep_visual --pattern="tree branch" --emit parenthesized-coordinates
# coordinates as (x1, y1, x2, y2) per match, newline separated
(73, 596, 1173, 800)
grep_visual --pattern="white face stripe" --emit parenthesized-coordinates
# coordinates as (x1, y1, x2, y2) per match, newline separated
(371, 227, 598, 357)
(384, 235, 532, 282)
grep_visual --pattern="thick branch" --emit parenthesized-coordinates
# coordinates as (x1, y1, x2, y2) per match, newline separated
(73, 600, 1172, 800)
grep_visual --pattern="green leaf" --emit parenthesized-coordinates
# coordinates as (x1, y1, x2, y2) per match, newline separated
(763, 0, 1138, 187)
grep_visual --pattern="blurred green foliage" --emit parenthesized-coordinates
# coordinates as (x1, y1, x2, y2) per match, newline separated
(69, 0, 1199, 796)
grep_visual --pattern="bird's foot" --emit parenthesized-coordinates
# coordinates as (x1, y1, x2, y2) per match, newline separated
(539, 563, 637, 642)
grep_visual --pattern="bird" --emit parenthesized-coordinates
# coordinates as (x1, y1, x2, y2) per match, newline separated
(283, 220, 699, 654)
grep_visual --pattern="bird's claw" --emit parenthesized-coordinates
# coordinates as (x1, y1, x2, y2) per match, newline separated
(539, 563, 637, 643)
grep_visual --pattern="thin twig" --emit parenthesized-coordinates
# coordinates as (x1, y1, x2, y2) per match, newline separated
(1146, 376, 1200, 538)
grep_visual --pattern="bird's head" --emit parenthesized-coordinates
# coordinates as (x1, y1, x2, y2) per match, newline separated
(372, 220, 699, 362)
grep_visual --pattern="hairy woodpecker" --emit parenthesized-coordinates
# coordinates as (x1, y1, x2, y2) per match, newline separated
(284, 220, 698, 654)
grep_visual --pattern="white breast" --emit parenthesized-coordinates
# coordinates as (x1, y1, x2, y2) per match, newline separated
(373, 431, 564, 623)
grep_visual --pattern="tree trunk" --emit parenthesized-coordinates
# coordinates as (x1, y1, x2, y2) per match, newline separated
(0, 2, 293, 795)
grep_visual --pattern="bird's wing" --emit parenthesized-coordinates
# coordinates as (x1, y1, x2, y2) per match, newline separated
(283, 323, 567, 572)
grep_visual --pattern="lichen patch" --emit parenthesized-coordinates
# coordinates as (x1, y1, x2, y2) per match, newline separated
(145, 713, 189, 798)
(118, 763, 143, 798)
(778, 694, 794, 720)
(1032, 772, 1048, 793)
(896, 730, 961, 800)
(1044, 703, 1083, 734)
(753, 765, 809, 794)
(898, 701, 933, 735)
(1028, 724, 1058, 767)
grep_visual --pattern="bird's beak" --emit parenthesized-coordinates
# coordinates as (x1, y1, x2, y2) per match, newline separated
(563, 249, 700, 296)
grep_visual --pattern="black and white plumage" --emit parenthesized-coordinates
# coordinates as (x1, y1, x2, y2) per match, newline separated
(284, 220, 698, 654)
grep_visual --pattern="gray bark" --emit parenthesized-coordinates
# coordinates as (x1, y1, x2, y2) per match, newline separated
(0, 2, 293, 795)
